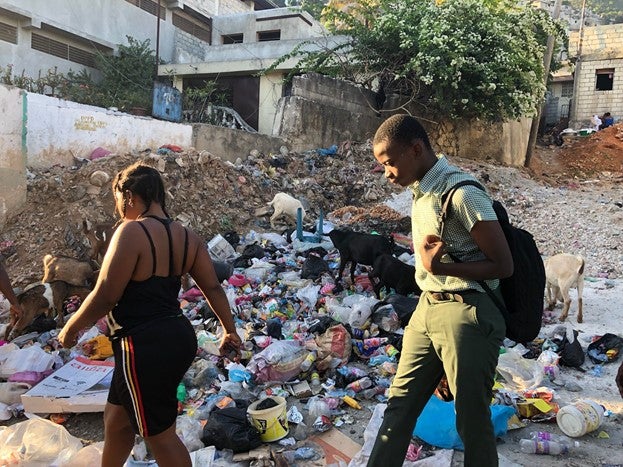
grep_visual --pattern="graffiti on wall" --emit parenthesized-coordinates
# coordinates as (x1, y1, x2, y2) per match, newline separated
(74, 116, 107, 131)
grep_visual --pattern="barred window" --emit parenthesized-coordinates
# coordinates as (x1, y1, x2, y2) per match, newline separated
(0, 21, 18, 45)
(560, 82, 573, 98)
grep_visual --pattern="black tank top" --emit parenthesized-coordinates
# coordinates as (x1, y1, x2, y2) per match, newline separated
(107, 216, 189, 338)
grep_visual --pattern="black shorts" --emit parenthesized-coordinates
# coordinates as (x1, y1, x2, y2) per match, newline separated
(108, 315, 197, 437)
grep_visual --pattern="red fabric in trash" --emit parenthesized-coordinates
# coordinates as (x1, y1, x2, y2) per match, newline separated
(90, 147, 112, 160)
(160, 144, 183, 152)
(228, 274, 248, 287)
(180, 287, 203, 301)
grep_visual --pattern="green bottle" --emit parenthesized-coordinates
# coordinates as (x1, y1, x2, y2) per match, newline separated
(176, 382, 187, 403)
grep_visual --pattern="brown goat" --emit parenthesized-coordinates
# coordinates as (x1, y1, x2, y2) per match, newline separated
(82, 220, 115, 265)
(5, 280, 92, 340)
(42, 254, 94, 287)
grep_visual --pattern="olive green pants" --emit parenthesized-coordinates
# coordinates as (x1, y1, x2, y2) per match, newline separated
(367, 290, 505, 467)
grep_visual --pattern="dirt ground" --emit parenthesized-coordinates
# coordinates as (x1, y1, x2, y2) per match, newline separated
(1, 124, 623, 466)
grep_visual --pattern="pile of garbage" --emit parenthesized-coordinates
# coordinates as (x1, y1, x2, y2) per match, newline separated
(1, 222, 622, 465)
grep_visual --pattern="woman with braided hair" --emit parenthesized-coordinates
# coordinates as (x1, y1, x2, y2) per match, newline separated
(59, 161, 241, 466)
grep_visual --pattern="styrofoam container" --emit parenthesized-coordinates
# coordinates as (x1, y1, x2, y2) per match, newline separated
(556, 399, 604, 437)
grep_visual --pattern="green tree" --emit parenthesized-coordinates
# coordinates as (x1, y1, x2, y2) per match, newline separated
(269, 0, 566, 122)
(96, 36, 155, 110)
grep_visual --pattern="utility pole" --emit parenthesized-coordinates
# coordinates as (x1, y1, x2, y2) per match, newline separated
(524, 0, 563, 168)
(155, 0, 161, 80)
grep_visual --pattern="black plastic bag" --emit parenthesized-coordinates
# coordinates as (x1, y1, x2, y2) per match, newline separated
(301, 254, 330, 280)
(201, 407, 262, 453)
(587, 333, 623, 364)
(558, 329, 585, 368)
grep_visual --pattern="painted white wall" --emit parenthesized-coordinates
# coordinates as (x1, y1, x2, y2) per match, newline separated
(25, 92, 193, 168)
(0, 85, 27, 231)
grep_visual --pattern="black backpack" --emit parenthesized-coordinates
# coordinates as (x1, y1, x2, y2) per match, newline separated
(440, 180, 545, 343)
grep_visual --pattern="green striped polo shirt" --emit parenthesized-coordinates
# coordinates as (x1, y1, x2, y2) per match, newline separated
(410, 155, 499, 293)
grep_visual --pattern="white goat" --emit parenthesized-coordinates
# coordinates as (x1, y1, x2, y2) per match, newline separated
(267, 192, 305, 228)
(544, 253, 585, 323)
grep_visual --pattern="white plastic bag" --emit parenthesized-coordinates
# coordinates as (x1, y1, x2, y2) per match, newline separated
(0, 417, 83, 465)
(176, 414, 204, 453)
(62, 441, 104, 466)
(296, 284, 321, 310)
(0, 345, 55, 378)
(496, 349, 544, 390)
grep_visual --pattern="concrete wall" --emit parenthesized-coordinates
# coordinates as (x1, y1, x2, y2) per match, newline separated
(273, 73, 382, 150)
(183, 0, 253, 17)
(25, 93, 193, 168)
(258, 72, 285, 135)
(192, 123, 288, 163)
(273, 73, 532, 166)
(0, 85, 27, 232)
(569, 24, 623, 126)
(426, 118, 532, 167)
(211, 8, 324, 44)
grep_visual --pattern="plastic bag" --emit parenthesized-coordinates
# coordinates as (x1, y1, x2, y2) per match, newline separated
(315, 324, 352, 364)
(247, 340, 308, 383)
(371, 304, 401, 332)
(63, 441, 104, 466)
(0, 382, 32, 405)
(200, 407, 262, 453)
(176, 414, 204, 452)
(413, 396, 515, 450)
(0, 417, 83, 465)
(347, 296, 378, 329)
(0, 345, 55, 378)
(296, 284, 321, 310)
(587, 333, 623, 364)
(496, 349, 544, 390)
(325, 297, 351, 323)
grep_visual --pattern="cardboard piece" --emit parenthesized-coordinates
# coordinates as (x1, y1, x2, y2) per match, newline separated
(309, 428, 362, 465)
(21, 356, 113, 414)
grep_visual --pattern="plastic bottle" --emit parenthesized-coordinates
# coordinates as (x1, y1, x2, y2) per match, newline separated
(346, 377, 373, 393)
(342, 395, 362, 409)
(519, 439, 569, 455)
(360, 386, 385, 399)
(310, 372, 321, 389)
(176, 382, 187, 403)
(300, 351, 317, 372)
(529, 431, 572, 444)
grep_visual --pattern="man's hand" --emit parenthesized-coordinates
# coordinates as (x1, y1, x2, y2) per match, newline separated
(419, 234, 446, 274)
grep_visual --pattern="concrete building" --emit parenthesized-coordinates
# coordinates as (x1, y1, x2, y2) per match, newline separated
(159, 7, 343, 134)
(0, 0, 254, 81)
(569, 23, 623, 127)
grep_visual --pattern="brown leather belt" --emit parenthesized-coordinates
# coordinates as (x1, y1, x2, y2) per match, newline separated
(428, 290, 480, 303)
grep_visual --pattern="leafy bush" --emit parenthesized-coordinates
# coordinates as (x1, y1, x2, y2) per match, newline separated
(269, 0, 567, 123)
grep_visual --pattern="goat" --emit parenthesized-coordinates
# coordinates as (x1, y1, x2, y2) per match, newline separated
(42, 254, 95, 287)
(268, 193, 305, 228)
(5, 280, 92, 340)
(544, 253, 585, 323)
(82, 220, 115, 265)
(327, 229, 393, 284)
(368, 254, 421, 299)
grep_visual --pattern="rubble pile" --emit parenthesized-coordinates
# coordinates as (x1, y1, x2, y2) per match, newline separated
(556, 122, 623, 177)
(0, 143, 401, 286)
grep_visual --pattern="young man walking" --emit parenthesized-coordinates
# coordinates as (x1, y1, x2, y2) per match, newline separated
(368, 115, 513, 467)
